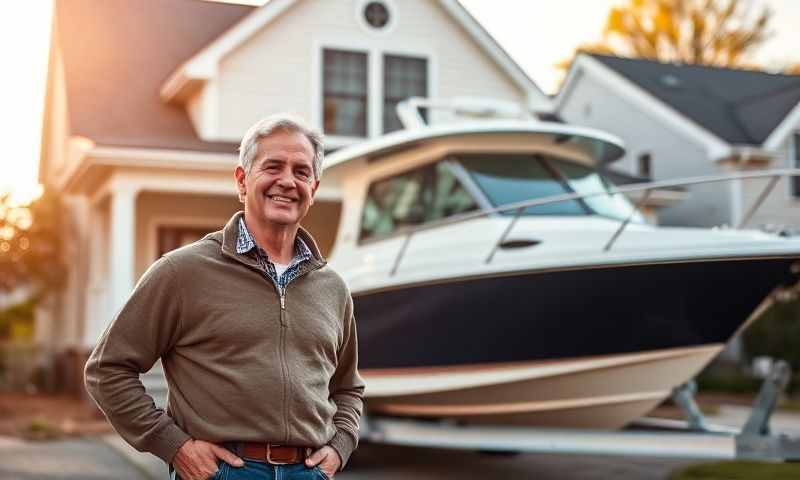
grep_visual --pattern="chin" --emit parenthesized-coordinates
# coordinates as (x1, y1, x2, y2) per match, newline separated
(263, 211, 300, 226)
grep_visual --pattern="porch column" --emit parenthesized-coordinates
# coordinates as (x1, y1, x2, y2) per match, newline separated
(109, 184, 137, 317)
(83, 201, 108, 347)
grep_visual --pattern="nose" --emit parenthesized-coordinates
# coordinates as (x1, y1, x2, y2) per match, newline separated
(275, 169, 295, 188)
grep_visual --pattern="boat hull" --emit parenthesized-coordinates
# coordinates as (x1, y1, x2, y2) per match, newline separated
(354, 256, 798, 427)
(363, 345, 721, 429)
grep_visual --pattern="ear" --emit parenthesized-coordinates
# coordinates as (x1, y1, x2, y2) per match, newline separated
(234, 166, 247, 203)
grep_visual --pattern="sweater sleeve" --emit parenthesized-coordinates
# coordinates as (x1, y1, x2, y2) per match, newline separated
(327, 294, 365, 469)
(84, 256, 190, 464)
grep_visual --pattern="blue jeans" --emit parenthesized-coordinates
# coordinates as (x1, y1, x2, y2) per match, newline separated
(171, 460, 329, 480)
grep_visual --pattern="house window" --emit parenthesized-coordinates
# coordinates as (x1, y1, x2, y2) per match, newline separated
(638, 153, 652, 178)
(323, 49, 368, 137)
(383, 55, 428, 133)
(793, 133, 800, 198)
(157, 226, 212, 258)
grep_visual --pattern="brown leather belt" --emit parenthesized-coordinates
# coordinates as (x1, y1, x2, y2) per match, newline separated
(228, 442, 310, 465)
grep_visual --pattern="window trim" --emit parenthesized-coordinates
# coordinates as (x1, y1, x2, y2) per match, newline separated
(311, 40, 436, 142)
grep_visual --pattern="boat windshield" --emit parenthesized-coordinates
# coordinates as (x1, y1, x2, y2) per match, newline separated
(457, 153, 644, 222)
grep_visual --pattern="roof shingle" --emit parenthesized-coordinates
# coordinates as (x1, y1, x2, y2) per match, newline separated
(54, 0, 254, 152)
(591, 54, 800, 145)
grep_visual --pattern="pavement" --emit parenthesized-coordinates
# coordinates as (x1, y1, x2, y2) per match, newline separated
(0, 435, 149, 480)
(0, 407, 798, 480)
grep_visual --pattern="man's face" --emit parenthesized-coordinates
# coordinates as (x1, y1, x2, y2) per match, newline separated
(235, 129, 318, 227)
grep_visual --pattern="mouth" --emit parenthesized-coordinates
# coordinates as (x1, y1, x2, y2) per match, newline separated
(267, 194, 297, 204)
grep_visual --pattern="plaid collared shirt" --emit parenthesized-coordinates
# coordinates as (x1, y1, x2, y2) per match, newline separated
(236, 217, 313, 294)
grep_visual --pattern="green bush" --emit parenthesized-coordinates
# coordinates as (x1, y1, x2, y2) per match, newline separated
(671, 461, 800, 480)
(742, 297, 800, 394)
(696, 370, 762, 394)
(0, 296, 37, 340)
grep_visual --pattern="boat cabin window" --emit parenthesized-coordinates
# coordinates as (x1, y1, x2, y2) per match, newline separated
(554, 161, 644, 222)
(458, 154, 585, 216)
(457, 153, 643, 222)
(360, 161, 478, 240)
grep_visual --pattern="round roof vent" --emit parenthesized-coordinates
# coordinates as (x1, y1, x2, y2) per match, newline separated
(660, 74, 682, 88)
(364, 1, 390, 29)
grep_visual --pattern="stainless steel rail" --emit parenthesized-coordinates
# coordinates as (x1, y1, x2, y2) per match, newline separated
(387, 168, 800, 275)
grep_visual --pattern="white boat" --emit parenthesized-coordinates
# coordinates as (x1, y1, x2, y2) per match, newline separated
(311, 102, 800, 430)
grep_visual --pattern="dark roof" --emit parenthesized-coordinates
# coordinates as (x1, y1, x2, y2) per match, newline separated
(590, 54, 800, 145)
(53, 0, 254, 152)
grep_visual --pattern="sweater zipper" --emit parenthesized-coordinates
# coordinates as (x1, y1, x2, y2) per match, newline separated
(277, 284, 289, 443)
(271, 264, 324, 445)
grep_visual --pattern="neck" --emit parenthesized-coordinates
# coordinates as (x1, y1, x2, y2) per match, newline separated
(244, 215, 298, 264)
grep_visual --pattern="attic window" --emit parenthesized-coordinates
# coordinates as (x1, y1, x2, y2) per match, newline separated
(364, 1, 390, 29)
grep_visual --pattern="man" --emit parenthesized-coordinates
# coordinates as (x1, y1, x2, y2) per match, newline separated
(85, 114, 364, 480)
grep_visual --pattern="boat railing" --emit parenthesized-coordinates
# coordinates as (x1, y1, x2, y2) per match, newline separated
(396, 96, 534, 129)
(388, 168, 800, 275)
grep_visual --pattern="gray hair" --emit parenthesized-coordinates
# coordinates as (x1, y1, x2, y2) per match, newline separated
(238, 114, 324, 180)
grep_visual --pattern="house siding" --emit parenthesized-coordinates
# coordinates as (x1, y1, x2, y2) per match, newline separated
(739, 134, 800, 230)
(213, 0, 525, 140)
(558, 72, 732, 228)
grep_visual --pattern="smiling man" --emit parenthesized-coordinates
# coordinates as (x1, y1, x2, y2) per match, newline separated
(85, 115, 364, 480)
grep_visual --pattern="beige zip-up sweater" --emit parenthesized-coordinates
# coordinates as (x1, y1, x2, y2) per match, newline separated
(84, 213, 364, 467)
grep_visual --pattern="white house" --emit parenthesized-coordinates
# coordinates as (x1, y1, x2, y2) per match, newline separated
(556, 53, 800, 230)
(38, 0, 554, 378)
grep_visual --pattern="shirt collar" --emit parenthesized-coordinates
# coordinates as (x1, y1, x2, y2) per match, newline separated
(236, 217, 312, 263)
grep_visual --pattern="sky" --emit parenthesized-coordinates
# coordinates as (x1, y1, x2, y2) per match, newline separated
(1, 0, 798, 204)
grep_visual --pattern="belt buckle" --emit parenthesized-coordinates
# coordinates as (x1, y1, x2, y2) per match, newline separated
(266, 444, 290, 465)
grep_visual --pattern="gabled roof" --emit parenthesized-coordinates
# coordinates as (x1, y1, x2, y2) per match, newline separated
(51, 0, 252, 153)
(590, 54, 800, 146)
(161, 0, 551, 111)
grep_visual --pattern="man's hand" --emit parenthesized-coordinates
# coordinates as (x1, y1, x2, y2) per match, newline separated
(173, 439, 244, 480)
(305, 445, 341, 478)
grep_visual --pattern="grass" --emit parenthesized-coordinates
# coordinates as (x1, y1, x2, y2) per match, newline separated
(700, 404, 720, 416)
(21, 416, 63, 441)
(671, 461, 800, 480)
(779, 398, 800, 412)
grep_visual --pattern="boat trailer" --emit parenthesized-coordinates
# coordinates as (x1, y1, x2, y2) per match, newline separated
(360, 361, 800, 462)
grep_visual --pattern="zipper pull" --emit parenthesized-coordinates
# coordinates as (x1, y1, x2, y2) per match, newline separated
(280, 293, 286, 310)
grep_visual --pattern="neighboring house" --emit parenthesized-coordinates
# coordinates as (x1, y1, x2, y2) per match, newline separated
(556, 53, 800, 230)
(39, 0, 552, 371)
